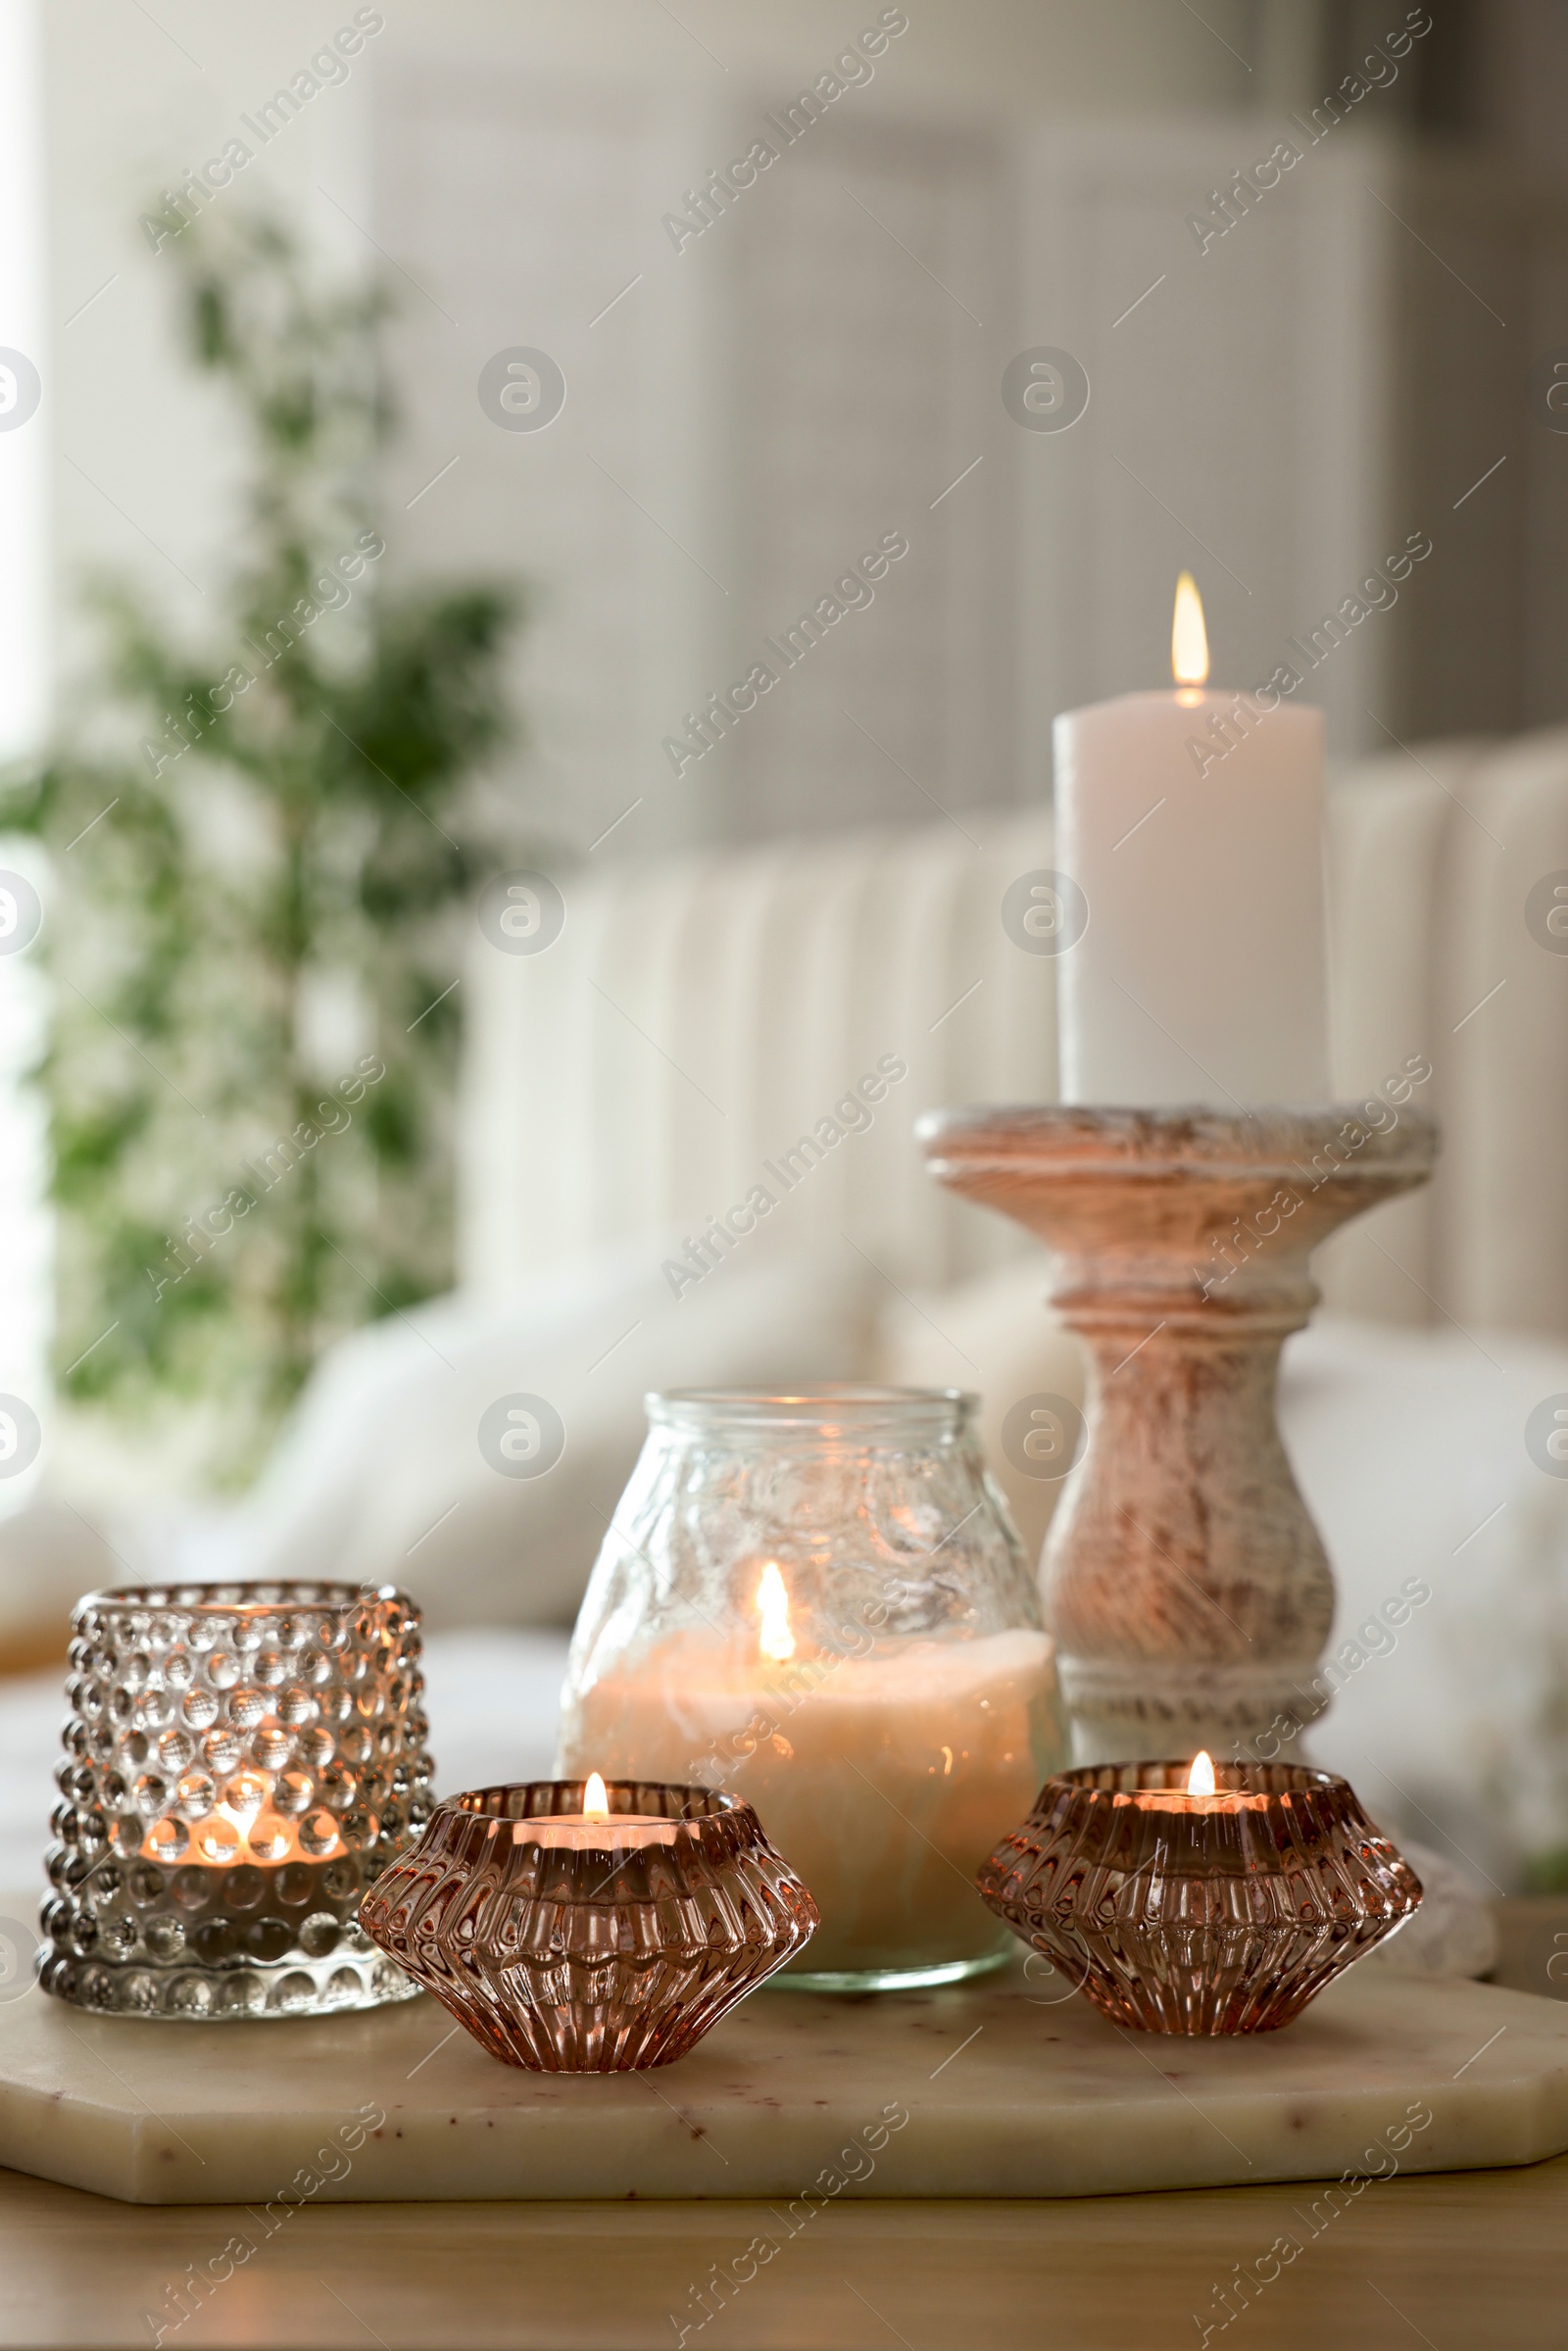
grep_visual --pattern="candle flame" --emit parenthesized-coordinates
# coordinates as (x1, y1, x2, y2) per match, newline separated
(757, 1561, 796, 1663)
(583, 1771, 610, 1818)
(1172, 570, 1208, 687)
(1187, 1748, 1216, 1796)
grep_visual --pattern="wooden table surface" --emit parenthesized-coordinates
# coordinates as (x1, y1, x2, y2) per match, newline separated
(2, 1901, 1564, 2351)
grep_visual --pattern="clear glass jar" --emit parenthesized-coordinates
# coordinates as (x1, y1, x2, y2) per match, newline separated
(557, 1388, 1065, 1991)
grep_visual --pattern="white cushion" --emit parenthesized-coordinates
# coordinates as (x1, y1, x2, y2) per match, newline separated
(226, 1234, 879, 1630)
(869, 1252, 1086, 1568)
(1283, 1314, 1568, 1889)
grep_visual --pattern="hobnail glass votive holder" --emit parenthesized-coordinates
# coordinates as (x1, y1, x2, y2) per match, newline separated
(40, 1581, 434, 2020)
(977, 1761, 1423, 2034)
(359, 1779, 819, 2070)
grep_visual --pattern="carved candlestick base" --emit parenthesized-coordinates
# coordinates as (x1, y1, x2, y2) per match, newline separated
(919, 1106, 1437, 1765)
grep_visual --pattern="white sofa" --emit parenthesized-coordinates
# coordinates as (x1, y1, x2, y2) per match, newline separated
(5, 732, 1568, 1887)
(458, 729, 1568, 1339)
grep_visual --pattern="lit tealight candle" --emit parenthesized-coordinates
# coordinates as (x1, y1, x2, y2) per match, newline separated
(522, 1772, 682, 1850)
(1129, 1748, 1272, 1815)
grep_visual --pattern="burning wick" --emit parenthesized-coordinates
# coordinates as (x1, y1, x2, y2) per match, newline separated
(757, 1562, 796, 1664)
(1172, 569, 1208, 707)
(1187, 1748, 1217, 1797)
(583, 1771, 610, 1819)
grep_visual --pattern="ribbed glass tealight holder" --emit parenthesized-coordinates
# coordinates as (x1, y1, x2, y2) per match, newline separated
(977, 1761, 1423, 2033)
(360, 1779, 818, 2070)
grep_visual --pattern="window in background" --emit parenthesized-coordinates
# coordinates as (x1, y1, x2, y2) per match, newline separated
(0, 0, 52, 1509)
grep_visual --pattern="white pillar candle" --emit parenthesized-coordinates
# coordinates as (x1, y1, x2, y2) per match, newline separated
(1054, 575, 1328, 1108)
(562, 1627, 1057, 1976)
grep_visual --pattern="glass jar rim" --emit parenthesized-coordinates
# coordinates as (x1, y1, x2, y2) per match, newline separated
(647, 1385, 976, 1438)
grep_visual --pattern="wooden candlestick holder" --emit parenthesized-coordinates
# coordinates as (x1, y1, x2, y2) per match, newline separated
(918, 1105, 1437, 1764)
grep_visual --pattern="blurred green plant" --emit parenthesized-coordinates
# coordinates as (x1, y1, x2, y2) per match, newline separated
(0, 212, 520, 1485)
(1522, 1847, 1568, 1895)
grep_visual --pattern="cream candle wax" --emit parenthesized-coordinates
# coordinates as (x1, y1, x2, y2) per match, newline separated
(558, 1388, 1066, 1991)
(564, 1609, 1056, 1981)
(1054, 574, 1328, 1108)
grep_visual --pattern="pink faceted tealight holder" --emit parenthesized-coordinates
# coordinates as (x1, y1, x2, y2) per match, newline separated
(360, 1777, 817, 2070)
(977, 1757, 1423, 2034)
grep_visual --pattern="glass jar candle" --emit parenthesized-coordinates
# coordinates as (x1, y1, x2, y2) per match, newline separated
(557, 1388, 1066, 1990)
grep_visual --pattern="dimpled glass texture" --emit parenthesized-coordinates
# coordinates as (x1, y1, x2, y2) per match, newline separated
(40, 1582, 433, 2020)
(977, 1762, 1423, 2035)
(360, 1780, 818, 2071)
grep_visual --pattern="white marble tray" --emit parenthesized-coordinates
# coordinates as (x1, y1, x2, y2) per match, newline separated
(3, 1958, 1566, 2206)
